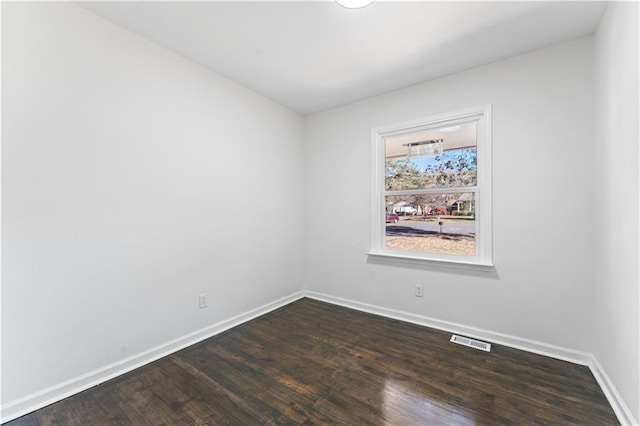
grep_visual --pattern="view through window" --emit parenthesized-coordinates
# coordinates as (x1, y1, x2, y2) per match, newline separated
(384, 121, 477, 256)
(370, 105, 492, 266)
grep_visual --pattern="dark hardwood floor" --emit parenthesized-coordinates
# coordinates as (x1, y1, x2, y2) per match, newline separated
(7, 298, 618, 425)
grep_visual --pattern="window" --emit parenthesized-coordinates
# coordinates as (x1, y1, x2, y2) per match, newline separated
(369, 105, 492, 268)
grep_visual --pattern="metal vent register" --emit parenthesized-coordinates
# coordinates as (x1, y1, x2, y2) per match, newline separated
(450, 335, 491, 352)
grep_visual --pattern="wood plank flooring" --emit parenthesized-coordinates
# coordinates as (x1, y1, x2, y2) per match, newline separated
(6, 298, 618, 425)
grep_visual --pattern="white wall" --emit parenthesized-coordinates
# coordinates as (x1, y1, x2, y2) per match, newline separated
(304, 38, 596, 352)
(1, 2, 304, 410)
(593, 2, 639, 423)
(2, 1, 637, 424)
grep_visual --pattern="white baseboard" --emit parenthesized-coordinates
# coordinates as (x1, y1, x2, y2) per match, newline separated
(3, 290, 636, 426)
(0, 291, 305, 424)
(589, 355, 638, 426)
(305, 291, 592, 364)
(305, 290, 637, 426)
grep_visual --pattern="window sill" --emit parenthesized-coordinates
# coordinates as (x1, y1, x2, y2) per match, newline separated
(366, 251, 494, 272)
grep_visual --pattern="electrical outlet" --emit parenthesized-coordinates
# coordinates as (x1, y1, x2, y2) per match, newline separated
(415, 284, 424, 297)
(199, 293, 208, 309)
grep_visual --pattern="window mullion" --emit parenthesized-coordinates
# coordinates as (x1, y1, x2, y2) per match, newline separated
(385, 186, 477, 196)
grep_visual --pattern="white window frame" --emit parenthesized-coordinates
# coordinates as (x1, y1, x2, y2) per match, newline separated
(368, 105, 493, 269)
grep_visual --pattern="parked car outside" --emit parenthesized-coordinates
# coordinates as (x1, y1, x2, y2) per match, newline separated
(386, 213, 400, 223)
(396, 206, 418, 215)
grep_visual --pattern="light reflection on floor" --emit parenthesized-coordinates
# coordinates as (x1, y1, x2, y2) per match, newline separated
(382, 378, 475, 425)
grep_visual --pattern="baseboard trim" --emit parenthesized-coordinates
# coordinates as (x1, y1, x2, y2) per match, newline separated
(306, 290, 638, 426)
(3, 290, 636, 426)
(589, 355, 638, 426)
(305, 291, 591, 364)
(0, 291, 305, 424)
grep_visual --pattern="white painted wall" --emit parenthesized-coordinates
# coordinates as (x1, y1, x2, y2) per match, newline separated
(1, 2, 303, 408)
(304, 38, 596, 352)
(593, 2, 639, 423)
(2, 1, 636, 423)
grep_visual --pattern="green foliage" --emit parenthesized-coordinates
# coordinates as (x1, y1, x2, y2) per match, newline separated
(385, 158, 424, 191)
(385, 148, 477, 216)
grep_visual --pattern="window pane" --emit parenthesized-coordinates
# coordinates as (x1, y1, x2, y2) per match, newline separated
(385, 193, 476, 256)
(385, 121, 477, 190)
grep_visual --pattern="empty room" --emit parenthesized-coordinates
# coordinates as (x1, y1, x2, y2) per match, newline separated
(1, 1, 638, 424)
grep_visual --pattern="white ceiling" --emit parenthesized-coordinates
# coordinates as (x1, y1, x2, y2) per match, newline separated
(78, 1, 608, 115)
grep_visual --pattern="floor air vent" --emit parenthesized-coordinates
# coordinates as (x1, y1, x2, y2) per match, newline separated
(450, 335, 491, 352)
